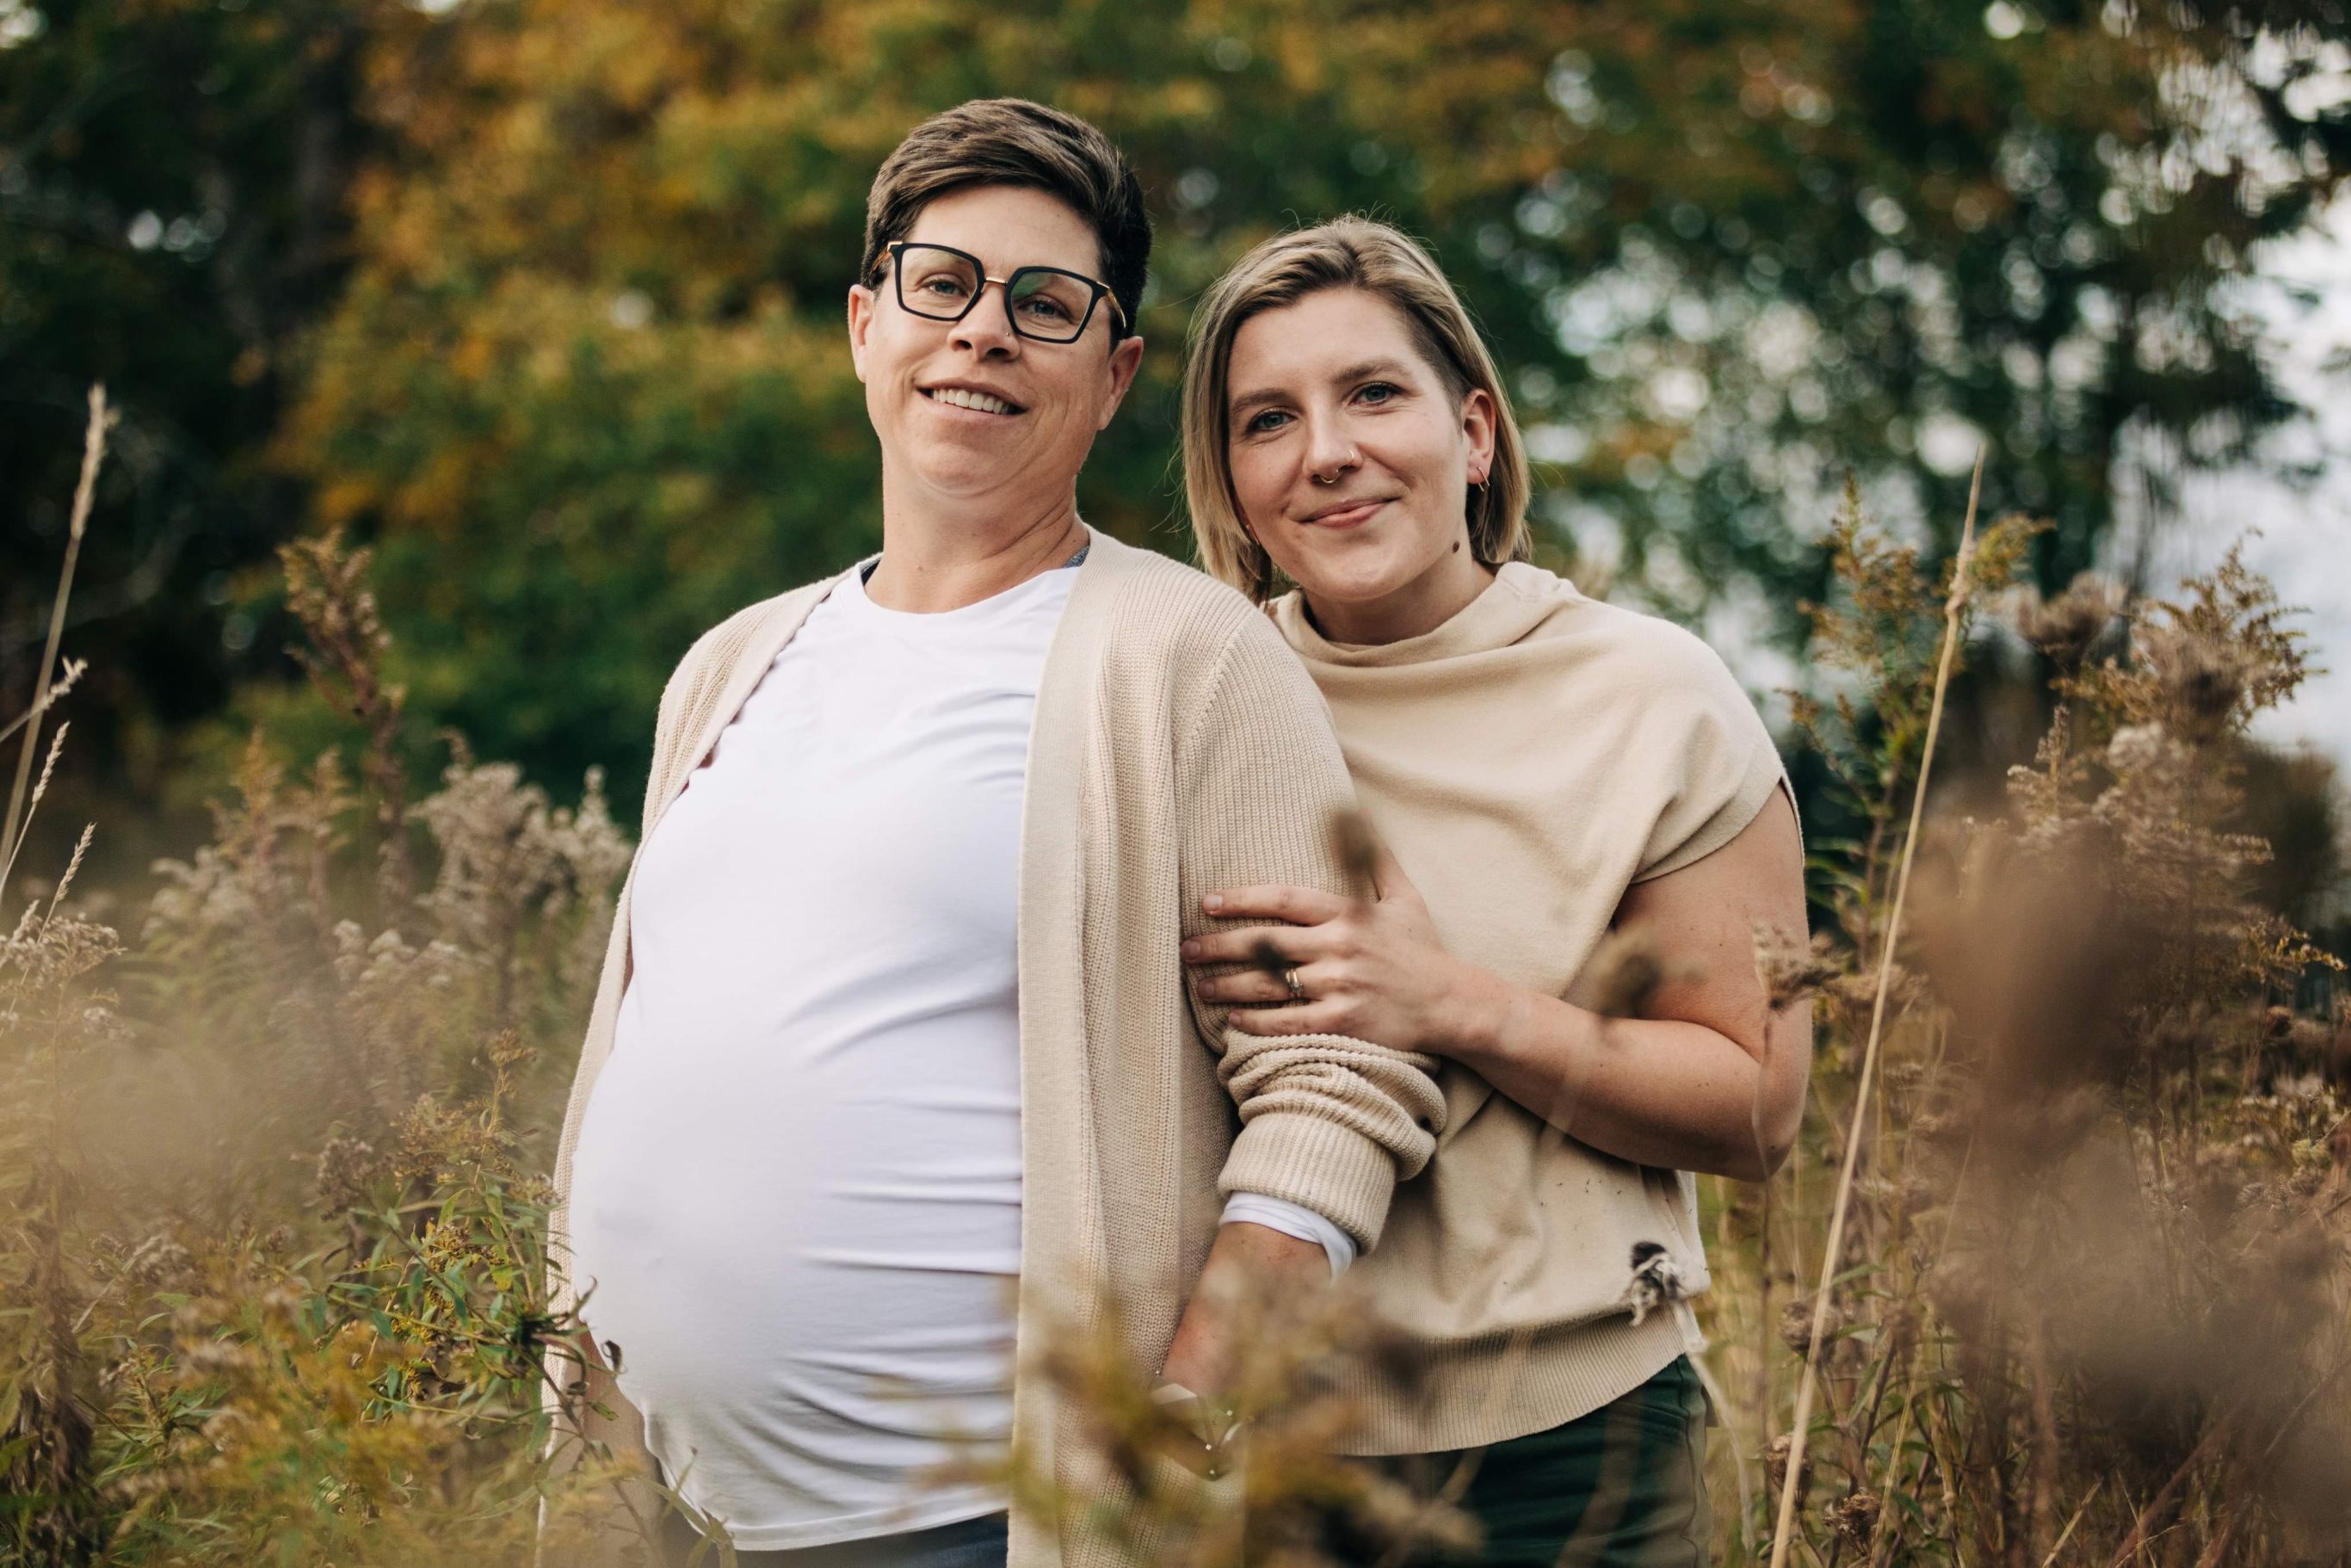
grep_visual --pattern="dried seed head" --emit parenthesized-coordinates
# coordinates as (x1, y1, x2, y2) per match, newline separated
(1247, 936, 1289, 982)
(1824, 961, 1923, 1019)
(126, 1232, 194, 1287)
(1823, 1490, 1883, 1548)
(313, 1131, 383, 1213)
(487, 1027, 534, 1071)
(1327, 806, 1380, 899)
(1780, 1296, 1844, 1357)
(1900, 1170, 1941, 1213)
(1928, 1261, 1994, 1343)
(103, 1470, 170, 1505)
(2138, 624, 2253, 740)
(1764, 1433, 1813, 1503)
(1626, 1241, 1688, 1325)
(1755, 923, 1841, 1010)
(179, 1339, 259, 1379)
(2009, 573, 2124, 669)
(1580, 927, 1694, 1019)
(2281, 1016, 2336, 1077)
(2105, 721, 2173, 775)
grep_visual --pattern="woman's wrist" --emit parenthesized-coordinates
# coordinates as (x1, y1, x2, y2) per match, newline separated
(1436, 960, 1520, 1068)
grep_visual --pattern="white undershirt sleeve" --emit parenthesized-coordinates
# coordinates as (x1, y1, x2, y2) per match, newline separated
(1219, 1192, 1358, 1278)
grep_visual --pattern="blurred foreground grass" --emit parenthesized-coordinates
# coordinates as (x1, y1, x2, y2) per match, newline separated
(3, 413, 2348, 1566)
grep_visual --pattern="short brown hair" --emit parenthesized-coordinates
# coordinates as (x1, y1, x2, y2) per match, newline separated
(861, 99, 1151, 341)
(1182, 217, 1532, 601)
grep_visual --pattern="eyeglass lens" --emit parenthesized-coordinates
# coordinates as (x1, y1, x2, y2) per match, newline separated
(895, 245, 1100, 343)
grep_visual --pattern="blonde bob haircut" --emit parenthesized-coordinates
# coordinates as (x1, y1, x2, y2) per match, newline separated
(1182, 216, 1533, 602)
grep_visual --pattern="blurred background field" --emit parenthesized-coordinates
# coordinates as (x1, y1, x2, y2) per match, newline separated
(5, 1, 2351, 1564)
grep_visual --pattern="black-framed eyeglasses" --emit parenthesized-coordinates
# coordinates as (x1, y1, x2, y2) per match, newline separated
(884, 240, 1126, 344)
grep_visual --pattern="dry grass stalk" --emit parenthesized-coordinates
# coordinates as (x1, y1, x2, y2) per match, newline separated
(0, 657, 87, 750)
(0, 386, 113, 1565)
(282, 528, 414, 913)
(1768, 449, 1986, 1568)
(2, 386, 113, 908)
(0, 723, 70, 908)
(978, 1282, 1475, 1568)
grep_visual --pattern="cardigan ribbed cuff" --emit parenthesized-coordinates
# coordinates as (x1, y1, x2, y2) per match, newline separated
(1219, 1109, 1400, 1251)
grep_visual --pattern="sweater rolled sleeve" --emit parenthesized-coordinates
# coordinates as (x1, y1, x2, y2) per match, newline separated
(1175, 614, 1446, 1250)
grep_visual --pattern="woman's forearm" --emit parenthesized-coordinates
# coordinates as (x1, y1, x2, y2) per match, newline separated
(1453, 973, 1795, 1181)
(1188, 799, 1812, 1181)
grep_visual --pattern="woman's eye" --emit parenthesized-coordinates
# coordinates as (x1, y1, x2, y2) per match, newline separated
(1020, 297, 1075, 323)
(1243, 410, 1291, 435)
(1357, 382, 1400, 404)
(917, 276, 968, 298)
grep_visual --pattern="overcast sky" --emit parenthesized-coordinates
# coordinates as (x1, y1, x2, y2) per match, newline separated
(2160, 200, 2351, 762)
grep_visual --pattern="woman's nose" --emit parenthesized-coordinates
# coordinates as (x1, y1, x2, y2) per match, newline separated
(950, 284, 1023, 357)
(1305, 418, 1361, 485)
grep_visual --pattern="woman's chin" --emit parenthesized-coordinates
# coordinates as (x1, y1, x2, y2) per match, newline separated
(1288, 571, 1410, 620)
(904, 449, 1034, 500)
(1288, 557, 1419, 610)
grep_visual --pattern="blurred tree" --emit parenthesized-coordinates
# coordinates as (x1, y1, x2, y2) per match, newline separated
(1407, 0, 2351, 633)
(1, 0, 410, 830)
(12, 0, 2347, 819)
(285, 0, 2351, 812)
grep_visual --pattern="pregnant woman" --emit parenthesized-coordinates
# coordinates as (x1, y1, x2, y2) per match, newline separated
(1178, 217, 1813, 1566)
(547, 116, 1442, 1568)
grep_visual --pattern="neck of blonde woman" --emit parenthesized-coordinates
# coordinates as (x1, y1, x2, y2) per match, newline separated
(1305, 550, 1496, 647)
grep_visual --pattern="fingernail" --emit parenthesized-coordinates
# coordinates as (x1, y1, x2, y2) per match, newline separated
(1181, 940, 1200, 959)
(1203, 893, 1224, 913)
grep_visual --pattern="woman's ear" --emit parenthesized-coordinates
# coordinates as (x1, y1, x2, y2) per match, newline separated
(1095, 332, 1148, 430)
(846, 283, 878, 382)
(1461, 386, 1498, 483)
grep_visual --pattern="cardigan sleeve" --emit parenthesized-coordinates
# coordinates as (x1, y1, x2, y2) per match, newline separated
(1174, 611, 1447, 1251)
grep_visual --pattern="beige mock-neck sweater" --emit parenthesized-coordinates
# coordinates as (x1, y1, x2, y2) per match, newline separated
(545, 530, 1446, 1566)
(1268, 562, 1788, 1456)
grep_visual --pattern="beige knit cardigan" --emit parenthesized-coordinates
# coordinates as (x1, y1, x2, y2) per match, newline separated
(543, 529, 1446, 1565)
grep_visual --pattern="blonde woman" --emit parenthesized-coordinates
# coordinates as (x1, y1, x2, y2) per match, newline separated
(1177, 218, 1812, 1565)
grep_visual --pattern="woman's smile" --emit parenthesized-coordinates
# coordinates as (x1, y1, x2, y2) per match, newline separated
(1297, 495, 1394, 530)
(920, 382, 1027, 417)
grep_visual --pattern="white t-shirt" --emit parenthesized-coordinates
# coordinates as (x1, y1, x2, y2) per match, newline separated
(565, 561, 1348, 1551)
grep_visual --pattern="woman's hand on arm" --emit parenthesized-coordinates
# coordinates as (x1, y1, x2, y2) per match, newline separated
(1184, 791, 1813, 1182)
(1182, 837, 1511, 1056)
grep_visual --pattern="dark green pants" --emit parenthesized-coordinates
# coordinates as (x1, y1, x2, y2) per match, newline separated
(1340, 1356, 1712, 1568)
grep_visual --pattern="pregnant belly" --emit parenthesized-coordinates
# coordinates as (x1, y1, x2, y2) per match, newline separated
(565, 1046, 1022, 1465)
